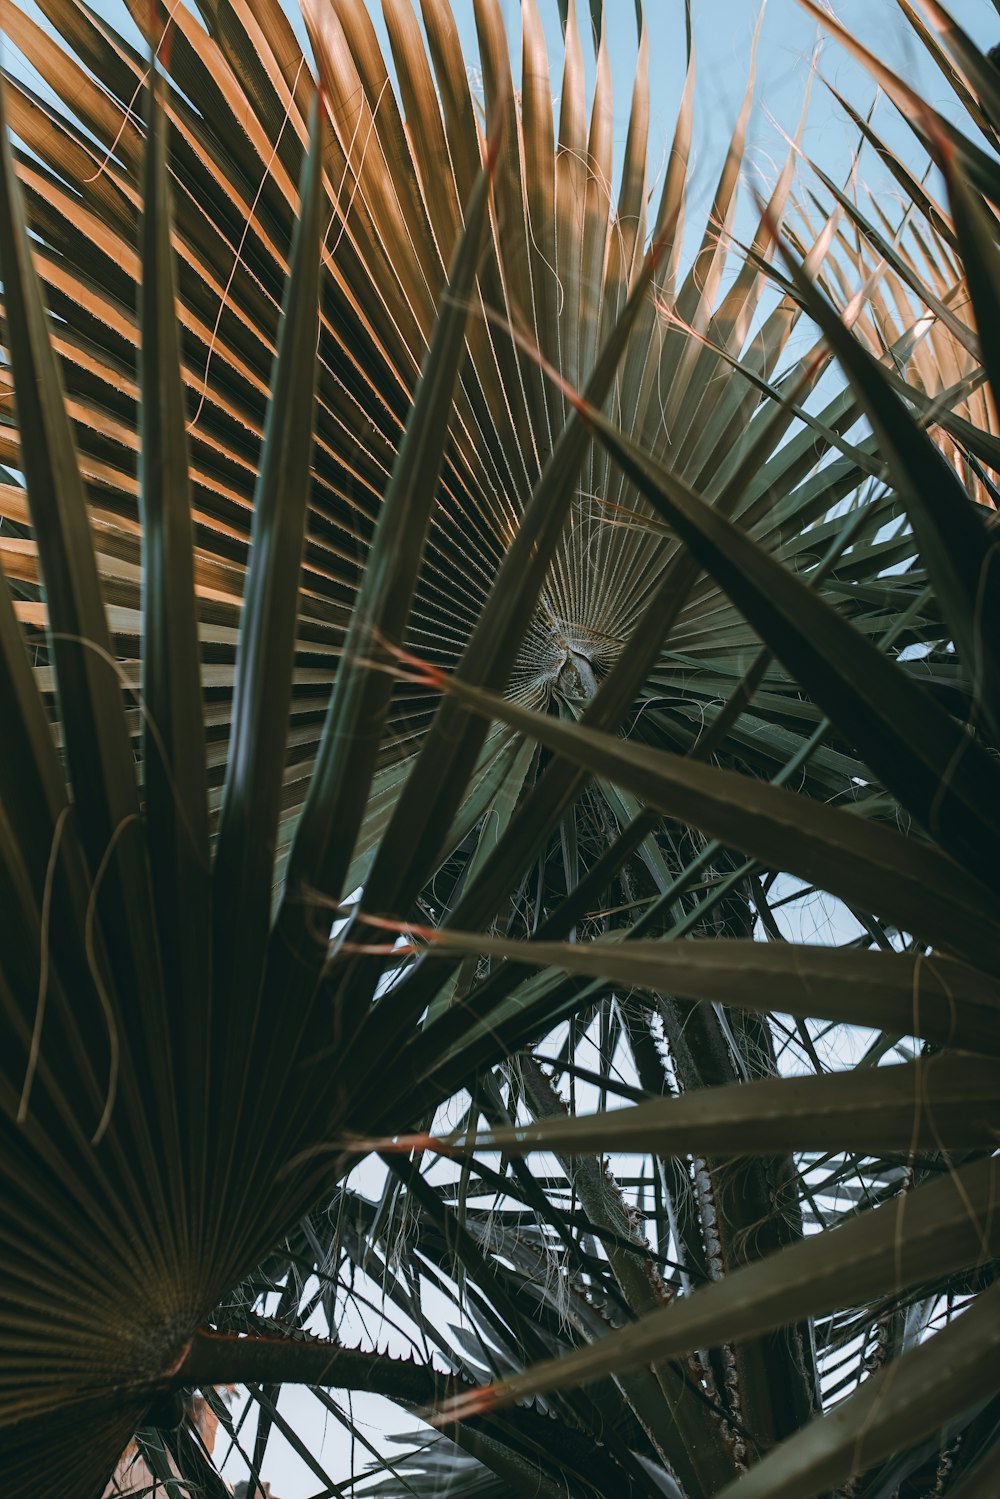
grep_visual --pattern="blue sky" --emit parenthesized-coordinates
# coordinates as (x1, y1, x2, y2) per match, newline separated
(361, 2, 997, 200)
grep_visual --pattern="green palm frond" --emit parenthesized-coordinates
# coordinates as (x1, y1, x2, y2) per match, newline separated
(0, 1, 998, 1496)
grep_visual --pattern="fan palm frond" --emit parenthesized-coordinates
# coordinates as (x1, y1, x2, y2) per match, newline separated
(0, 1, 997, 1496)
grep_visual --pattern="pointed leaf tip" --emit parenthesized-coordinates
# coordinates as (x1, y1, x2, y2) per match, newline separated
(430, 1382, 502, 1427)
(376, 1131, 453, 1156)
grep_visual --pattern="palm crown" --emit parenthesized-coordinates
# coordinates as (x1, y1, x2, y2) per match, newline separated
(0, 1, 998, 1496)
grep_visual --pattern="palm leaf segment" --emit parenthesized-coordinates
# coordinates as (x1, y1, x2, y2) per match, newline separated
(0, 0, 997, 1496)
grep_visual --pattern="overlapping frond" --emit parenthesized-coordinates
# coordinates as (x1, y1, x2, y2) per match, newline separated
(0, 1, 998, 1496)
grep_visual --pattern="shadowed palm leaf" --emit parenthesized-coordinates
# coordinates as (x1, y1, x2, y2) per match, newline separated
(0, 1, 997, 1496)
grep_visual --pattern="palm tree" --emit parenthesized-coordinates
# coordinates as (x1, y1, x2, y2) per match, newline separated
(0, 0, 997, 1495)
